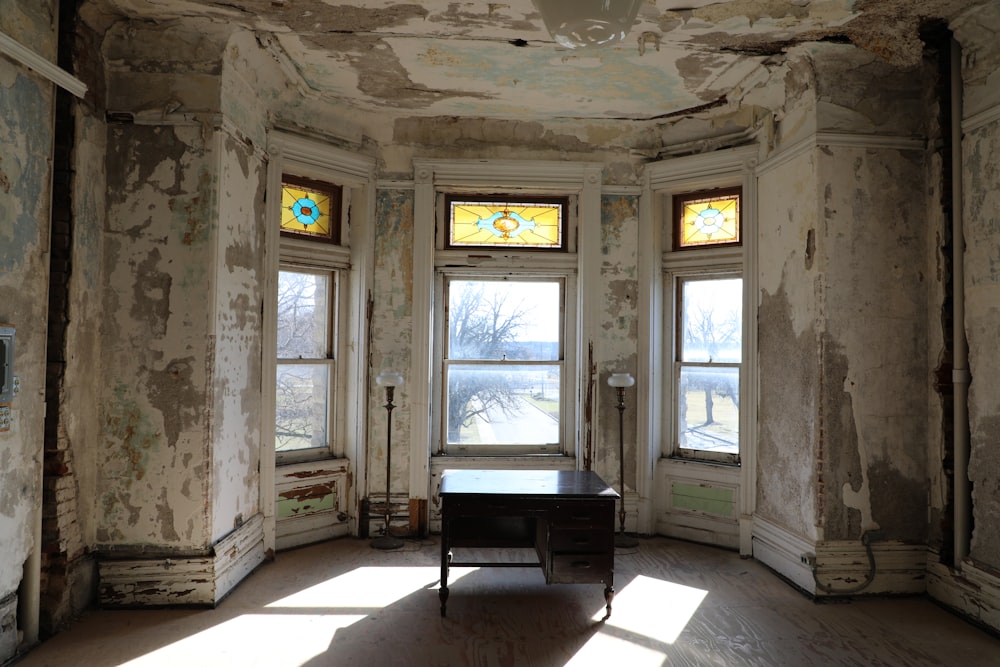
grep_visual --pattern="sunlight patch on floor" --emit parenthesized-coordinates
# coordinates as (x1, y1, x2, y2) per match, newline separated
(569, 576, 707, 665)
(118, 611, 365, 667)
(265, 565, 455, 608)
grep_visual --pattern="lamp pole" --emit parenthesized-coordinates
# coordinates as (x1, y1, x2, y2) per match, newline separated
(608, 373, 638, 548)
(372, 371, 404, 550)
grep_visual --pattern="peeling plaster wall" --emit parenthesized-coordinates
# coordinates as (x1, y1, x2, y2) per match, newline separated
(98, 121, 219, 550)
(956, 3, 1000, 572)
(757, 147, 821, 540)
(369, 189, 414, 500)
(209, 134, 265, 541)
(757, 44, 934, 545)
(596, 194, 639, 489)
(95, 20, 273, 552)
(815, 144, 930, 543)
(0, 0, 57, 657)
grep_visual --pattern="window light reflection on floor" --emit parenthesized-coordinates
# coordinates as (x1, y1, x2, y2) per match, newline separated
(264, 566, 459, 609)
(569, 576, 708, 666)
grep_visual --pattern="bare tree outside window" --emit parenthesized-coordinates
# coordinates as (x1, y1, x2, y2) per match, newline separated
(276, 270, 332, 453)
(445, 279, 561, 448)
(677, 277, 741, 454)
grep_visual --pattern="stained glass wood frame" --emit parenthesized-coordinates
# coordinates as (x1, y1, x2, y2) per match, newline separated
(445, 195, 567, 251)
(672, 187, 741, 250)
(280, 175, 342, 244)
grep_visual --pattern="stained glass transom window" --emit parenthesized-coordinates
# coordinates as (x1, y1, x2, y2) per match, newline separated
(447, 197, 565, 250)
(674, 188, 741, 250)
(280, 176, 341, 243)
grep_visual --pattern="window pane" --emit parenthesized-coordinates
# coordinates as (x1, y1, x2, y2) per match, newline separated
(277, 271, 330, 359)
(446, 364, 560, 445)
(680, 278, 742, 362)
(677, 366, 739, 454)
(275, 364, 330, 452)
(447, 280, 560, 361)
(448, 198, 564, 249)
(674, 188, 740, 249)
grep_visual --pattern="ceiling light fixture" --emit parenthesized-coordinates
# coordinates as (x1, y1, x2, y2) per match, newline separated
(531, 0, 643, 49)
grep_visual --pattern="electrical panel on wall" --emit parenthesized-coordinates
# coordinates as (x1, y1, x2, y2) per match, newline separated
(0, 325, 15, 432)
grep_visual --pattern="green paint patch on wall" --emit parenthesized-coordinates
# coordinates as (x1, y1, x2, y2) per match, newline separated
(277, 487, 335, 518)
(672, 482, 734, 517)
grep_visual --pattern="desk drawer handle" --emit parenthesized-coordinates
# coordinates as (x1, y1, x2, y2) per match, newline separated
(571, 560, 592, 569)
(572, 536, 592, 544)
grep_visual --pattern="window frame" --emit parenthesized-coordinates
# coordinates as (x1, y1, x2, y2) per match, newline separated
(662, 185, 747, 466)
(274, 264, 341, 464)
(438, 273, 568, 456)
(431, 188, 580, 458)
(668, 269, 743, 465)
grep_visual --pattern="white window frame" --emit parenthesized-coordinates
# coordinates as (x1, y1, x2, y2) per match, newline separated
(262, 131, 375, 550)
(436, 270, 573, 456)
(666, 266, 744, 465)
(412, 160, 602, 481)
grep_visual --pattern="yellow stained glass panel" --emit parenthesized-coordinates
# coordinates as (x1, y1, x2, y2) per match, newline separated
(449, 200, 563, 249)
(677, 191, 740, 249)
(281, 181, 333, 240)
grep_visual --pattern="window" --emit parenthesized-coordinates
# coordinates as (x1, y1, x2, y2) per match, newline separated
(674, 275, 742, 462)
(673, 187, 741, 250)
(434, 191, 574, 456)
(275, 268, 336, 455)
(445, 195, 567, 249)
(442, 277, 564, 454)
(274, 174, 347, 464)
(665, 185, 744, 464)
(280, 176, 342, 243)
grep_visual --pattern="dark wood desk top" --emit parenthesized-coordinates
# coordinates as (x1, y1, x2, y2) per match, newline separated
(440, 469, 619, 499)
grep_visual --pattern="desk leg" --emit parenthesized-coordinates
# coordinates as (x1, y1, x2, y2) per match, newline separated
(440, 519, 451, 617)
(603, 584, 614, 620)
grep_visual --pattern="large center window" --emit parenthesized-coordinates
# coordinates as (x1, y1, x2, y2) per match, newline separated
(443, 277, 564, 453)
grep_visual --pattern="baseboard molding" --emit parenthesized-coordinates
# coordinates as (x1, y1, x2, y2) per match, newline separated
(98, 513, 265, 607)
(275, 460, 349, 551)
(751, 515, 816, 593)
(0, 592, 17, 664)
(927, 555, 1000, 634)
(658, 512, 739, 550)
(750, 516, 928, 597)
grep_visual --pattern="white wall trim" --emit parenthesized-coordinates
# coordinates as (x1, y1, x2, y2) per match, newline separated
(758, 130, 926, 176)
(752, 515, 931, 598)
(636, 172, 661, 534)
(812, 540, 928, 596)
(413, 158, 602, 191)
(752, 515, 817, 593)
(98, 514, 265, 607)
(963, 101, 1000, 134)
(0, 30, 87, 98)
(263, 130, 376, 549)
(927, 555, 1000, 634)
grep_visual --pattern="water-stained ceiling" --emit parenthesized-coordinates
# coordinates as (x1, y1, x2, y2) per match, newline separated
(89, 0, 973, 122)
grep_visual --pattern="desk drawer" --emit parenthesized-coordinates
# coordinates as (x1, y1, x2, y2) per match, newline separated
(549, 528, 609, 552)
(548, 553, 613, 584)
(549, 500, 614, 527)
(444, 497, 548, 518)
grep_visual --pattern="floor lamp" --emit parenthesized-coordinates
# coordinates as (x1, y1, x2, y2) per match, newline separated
(371, 370, 404, 550)
(608, 372, 638, 549)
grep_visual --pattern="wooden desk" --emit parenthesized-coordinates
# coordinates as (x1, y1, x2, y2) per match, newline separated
(438, 469, 619, 618)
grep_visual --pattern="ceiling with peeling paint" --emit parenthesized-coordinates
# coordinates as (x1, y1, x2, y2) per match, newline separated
(90, 0, 975, 121)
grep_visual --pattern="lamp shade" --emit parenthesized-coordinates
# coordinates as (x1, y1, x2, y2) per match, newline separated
(376, 370, 405, 387)
(608, 372, 635, 388)
(531, 0, 643, 49)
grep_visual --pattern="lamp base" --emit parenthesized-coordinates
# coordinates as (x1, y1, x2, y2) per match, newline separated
(614, 533, 639, 549)
(371, 534, 404, 550)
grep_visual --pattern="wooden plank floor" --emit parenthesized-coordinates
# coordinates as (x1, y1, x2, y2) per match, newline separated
(19, 536, 1000, 666)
